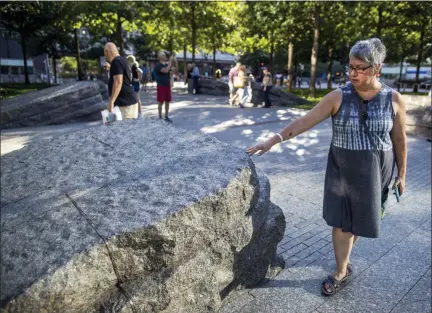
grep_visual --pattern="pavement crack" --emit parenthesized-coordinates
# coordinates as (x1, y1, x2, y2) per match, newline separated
(389, 266, 432, 313)
(91, 136, 114, 149)
(65, 193, 139, 313)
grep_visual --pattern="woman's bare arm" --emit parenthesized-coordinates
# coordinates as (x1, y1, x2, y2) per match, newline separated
(247, 89, 342, 156)
(390, 90, 407, 194)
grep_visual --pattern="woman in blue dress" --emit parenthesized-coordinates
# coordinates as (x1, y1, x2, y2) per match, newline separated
(247, 38, 407, 296)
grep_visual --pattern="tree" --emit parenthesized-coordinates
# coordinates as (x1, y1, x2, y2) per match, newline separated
(279, 2, 311, 91)
(0, 2, 48, 84)
(319, 2, 354, 90)
(409, 2, 432, 92)
(200, 2, 237, 76)
(309, 3, 320, 98)
(237, 2, 285, 72)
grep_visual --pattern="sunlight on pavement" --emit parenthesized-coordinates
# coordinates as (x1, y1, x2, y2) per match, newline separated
(241, 129, 253, 135)
(0, 135, 29, 156)
(201, 118, 255, 133)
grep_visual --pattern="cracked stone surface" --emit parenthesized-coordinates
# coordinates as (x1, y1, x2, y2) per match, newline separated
(0, 118, 285, 312)
(0, 81, 108, 128)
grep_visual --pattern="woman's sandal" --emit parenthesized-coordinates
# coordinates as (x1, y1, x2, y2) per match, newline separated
(321, 273, 349, 296)
(347, 263, 353, 276)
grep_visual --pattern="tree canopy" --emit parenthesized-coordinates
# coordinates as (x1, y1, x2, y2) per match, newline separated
(1, 1, 430, 86)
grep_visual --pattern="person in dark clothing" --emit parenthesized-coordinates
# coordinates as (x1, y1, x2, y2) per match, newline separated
(104, 42, 138, 119)
(191, 63, 200, 94)
(262, 67, 273, 108)
(154, 51, 175, 122)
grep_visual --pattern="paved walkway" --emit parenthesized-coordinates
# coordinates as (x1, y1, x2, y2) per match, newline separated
(1, 83, 431, 313)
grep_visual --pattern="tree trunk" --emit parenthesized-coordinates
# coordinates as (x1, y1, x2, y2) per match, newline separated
(191, 3, 196, 63)
(74, 28, 83, 81)
(293, 60, 298, 88)
(213, 45, 217, 78)
(117, 13, 125, 57)
(168, 19, 174, 55)
(413, 22, 425, 93)
(376, 4, 383, 38)
(183, 41, 187, 84)
(53, 57, 58, 84)
(327, 46, 333, 90)
(270, 38, 274, 73)
(287, 40, 294, 92)
(20, 34, 30, 84)
(343, 40, 350, 67)
(398, 55, 404, 92)
(309, 4, 320, 98)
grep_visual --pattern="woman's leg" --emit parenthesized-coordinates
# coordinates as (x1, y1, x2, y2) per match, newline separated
(240, 88, 247, 106)
(332, 228, 355, 280)
(264, 87, 271, 107)
(135, 92, 142, 115)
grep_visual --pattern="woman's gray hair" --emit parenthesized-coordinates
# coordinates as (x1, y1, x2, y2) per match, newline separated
(349, 38, 387, 67)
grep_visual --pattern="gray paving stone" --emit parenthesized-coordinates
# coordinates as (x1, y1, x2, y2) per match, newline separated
(317, 228, 431, 313)
(288, 251, 325, 273)
(303, 229, 330, 246)
(353, 202, 431, 262)
(318, 242, 334, 255)
(295, 240, 329, 260)
(232, 296, 274, 313)
(287, 223, 321, 239)
(281, 243, 309, 259)
(218, 291, 254, 313)
(390, 269, 431, 313)
(283, 256, 302, 268)
(247, 266, 327, 312)
(279, 231, 315, 252)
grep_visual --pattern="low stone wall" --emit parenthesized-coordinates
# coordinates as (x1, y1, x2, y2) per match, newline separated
(199, 79, 311, 107)
(0, 118, 285, 313)
(1, 81, 108, 129)
(402, 95, 431, 139)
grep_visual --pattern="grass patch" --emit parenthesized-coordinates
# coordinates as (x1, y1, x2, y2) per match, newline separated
(400, 91, 429, 96)
(0, 83, 54, 100)
(283, 87, 430, 110)
(282, 87, 333, 110)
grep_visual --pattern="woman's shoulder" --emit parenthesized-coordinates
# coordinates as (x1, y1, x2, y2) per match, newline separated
(327, 88, 343, 101)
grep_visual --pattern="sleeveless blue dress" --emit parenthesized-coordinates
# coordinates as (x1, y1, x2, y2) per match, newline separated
(323, 83, 395, 238)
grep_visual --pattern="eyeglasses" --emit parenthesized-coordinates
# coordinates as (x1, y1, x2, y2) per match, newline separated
(345, 65, 373, 74)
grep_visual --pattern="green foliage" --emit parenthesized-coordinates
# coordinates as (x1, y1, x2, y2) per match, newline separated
(2, 1, 429, 83)
(0, 83, 53, 99)
(59, 56, 78, 78)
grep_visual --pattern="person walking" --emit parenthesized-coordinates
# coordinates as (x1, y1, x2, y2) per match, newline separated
(191, 63, 200, 94)
(238, 65, 255, 108)
(262, 67, 273, 108)
(140, 63, 149, 92)
(247, 38, 407, 296)
(228, 62, 241, 106)
(154, 51, 175, 122)
(104, 42, 138, 120)
(127, 55, 143, 117)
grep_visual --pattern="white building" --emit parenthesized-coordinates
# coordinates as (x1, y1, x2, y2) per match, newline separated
(381, 63, 431, 80)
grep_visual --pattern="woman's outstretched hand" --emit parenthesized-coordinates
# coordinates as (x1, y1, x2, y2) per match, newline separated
(247, 141, 273, 156)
